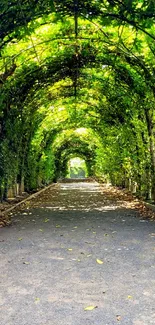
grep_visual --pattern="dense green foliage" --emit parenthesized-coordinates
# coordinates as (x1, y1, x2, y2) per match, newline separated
(0, 1, 155, 200)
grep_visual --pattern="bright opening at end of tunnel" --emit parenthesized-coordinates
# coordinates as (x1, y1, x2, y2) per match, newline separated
(67, 157, 88, 179)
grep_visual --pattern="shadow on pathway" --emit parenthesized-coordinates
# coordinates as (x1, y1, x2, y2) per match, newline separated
(0, 181, 155, 325)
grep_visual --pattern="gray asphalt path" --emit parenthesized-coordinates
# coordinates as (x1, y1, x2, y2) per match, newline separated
(0, 181, 155, 325)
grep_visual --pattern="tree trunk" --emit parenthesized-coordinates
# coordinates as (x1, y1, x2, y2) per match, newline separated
(3, 178, 8, 201)
(145, 108, 155, 201)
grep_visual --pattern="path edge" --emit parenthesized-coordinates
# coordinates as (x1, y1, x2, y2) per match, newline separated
(0, 183, 58, 217)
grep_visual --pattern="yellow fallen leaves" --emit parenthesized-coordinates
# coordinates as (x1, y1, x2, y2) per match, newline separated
(23, 261, 30, 265)
(56, 225, 61, 228)
(35, 297, 40, 304)
(84, 306, 98, 311)
(18, 237, 23, 241)
(127, 295, 133, 299)
(67, 248, 73, 251)
(44, 218, 50, 223)
(96, 259, 104, 264)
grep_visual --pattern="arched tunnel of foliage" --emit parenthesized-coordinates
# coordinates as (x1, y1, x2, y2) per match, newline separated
(0, 1, 155, 201)
(66, 157, 88, 179)
(52, 128, 101, 179)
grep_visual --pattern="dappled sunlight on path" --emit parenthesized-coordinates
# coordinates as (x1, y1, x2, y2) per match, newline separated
(0, 181, 155, 325)
(35, 181, 136, 212)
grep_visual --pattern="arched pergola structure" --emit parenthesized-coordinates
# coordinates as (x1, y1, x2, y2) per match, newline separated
(0, 1, 155, 200)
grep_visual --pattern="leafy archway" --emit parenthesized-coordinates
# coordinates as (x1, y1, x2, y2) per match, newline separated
(66, 157, 88, 179)
(1, 1, 155, 201)
(51, 128, 102, 180)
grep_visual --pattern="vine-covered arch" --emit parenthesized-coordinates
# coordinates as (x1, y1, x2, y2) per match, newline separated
(54, 148, 94, 180)
(51, 127, 102, 180)
(64, 154, 89, 178)
(1, 1, 155, 201)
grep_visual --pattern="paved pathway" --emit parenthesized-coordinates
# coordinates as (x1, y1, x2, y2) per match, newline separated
(0, 181, 155, 325)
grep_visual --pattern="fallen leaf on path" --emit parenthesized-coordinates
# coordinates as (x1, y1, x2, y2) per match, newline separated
(116, 315, 121, 321)
(84, 306, 98, 311)
(127, 295, 133, 299)
(96, 259, 104, 264)
(67, 248, 73, 251)
(87, 254, 92, 257)
(56, 225, 61, 228)
(74, 226, 78, 229)
(44, 218, 50, 223)
(23, 262, 30, 265)
(35, 297, 40, 304)
(18, 237, 23, 241)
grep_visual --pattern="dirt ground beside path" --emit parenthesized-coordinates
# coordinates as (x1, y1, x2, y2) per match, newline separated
(0, 181, 155, 325)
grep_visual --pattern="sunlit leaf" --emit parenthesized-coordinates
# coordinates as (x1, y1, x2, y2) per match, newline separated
(35, 297, 40, 304)
(23, 261, 30, 265)
(84, 306, 98, 311)
(44, 218, 50, 223)
(96, 259, 104, 264)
